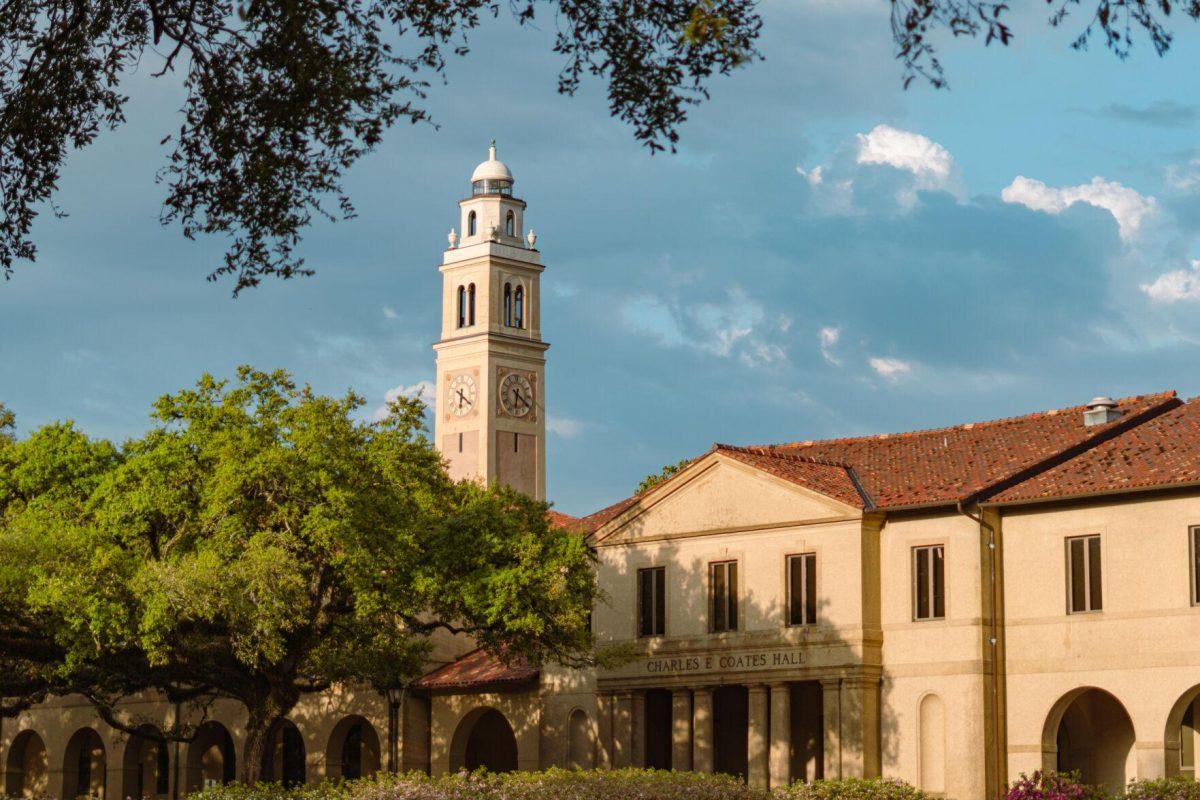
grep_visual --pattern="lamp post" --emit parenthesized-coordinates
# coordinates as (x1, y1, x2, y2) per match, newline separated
(386, 687, 404, 773)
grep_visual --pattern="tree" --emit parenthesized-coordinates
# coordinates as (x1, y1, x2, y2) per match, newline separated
(0, 367, 596, 781)
(637, 457, 693, 495)
(891, 0, 1200, 88)
(0, 0, 763, 294)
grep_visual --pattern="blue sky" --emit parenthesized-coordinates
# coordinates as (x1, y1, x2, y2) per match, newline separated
(4, 1, 1200, 515)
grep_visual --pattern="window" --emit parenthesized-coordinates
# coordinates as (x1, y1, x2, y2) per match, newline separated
(913, 545, 945, 620)
(506, 210, 515, 236)
(1192, 526, 1200, 605)
(710, 560, 738, 632)
(637, 567, 666, 637)
(456, 285, 467, 328)
(503, 283, 513, 326)
(514, 286, 525, 329)
(1067, 534, 1102, 613)
(467, 283, 476, 326)
(467, 210, 477, 236)
(787, 553, 817, 626)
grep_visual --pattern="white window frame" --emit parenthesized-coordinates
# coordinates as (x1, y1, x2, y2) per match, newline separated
(912, 544, 946, 621)
(786, 552, 817, 627)
(637, 566, 666, 638)
(1066, 534, 1103, 614)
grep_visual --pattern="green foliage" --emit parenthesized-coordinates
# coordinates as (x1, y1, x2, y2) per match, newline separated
(637, 457, 693, 495)
(1124, 777, 1200, 800)
(0, 0, 762, 294)
(891, 1, 1200, 89)
(185, 771, 939, 800)
(779, 778, 934, 800)
(0, 366, 596, 778)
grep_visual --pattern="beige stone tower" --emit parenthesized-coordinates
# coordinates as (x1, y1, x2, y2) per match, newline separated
(433, 143, 547, 500)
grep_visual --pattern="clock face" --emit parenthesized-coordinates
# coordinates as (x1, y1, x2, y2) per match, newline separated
(499, 372, 534, 418)
(447, 374, 477, 417)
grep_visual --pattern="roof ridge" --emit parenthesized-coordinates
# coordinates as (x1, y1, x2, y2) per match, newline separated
(761, 390, 1177, 449)
(716, 443, 852, 469)
(967, 391, 1183, 505)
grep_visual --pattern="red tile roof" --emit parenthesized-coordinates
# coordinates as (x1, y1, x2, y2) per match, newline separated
(989, 395, 1200, 504)
(715, 445, 868, 508)
(547, 509, 581, 529)
(578, 391, 1182, 526)
(762, 391, 1178, 509)
(411, 648, 539, 691)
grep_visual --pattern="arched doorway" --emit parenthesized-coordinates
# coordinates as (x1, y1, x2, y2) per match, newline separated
(121, 726, 170, 800)
(566, 709, 593, 770)
(186, 722, 236, 792)
(448, 708, 518, 773)
(260, 719, 306, 787)
(713, 685, 749, 779)
(5, 730, 48, 798)
(1043, 688, 1135, 792)
(325, 716, 380, 780)
(1164, 684, 1200, 778)
(63, 728, 106, 799)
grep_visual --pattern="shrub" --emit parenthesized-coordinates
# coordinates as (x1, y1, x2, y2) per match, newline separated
(1124, 777, 1200, 800)
(1006, 772, 1110, 800)
(777, 777, 933, 800)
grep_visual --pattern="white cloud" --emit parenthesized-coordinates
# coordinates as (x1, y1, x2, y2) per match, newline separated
(373, 379, 435, 421)
(819, 326, 842, 365)
(868, 356, 912, 381)
(1000, 176, 1158, 241)
(1166, 158, 1200, 193)
(547, 416, 586, 439)
(855, 124, 965, 201)
(1142, 259, 1200, 303)
(382, 306, 398, 319)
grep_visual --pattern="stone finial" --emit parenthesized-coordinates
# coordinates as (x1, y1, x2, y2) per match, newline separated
(526, 229, 537, 248)
(447, 228, 458, 248)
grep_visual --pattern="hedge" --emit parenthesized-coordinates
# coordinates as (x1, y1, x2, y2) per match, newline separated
(194, 771, 933, 800)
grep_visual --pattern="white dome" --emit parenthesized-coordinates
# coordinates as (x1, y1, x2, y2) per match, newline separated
(471, 142, 513, 183)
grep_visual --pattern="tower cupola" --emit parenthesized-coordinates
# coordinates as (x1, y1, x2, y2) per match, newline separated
(470, 141, 514, 197)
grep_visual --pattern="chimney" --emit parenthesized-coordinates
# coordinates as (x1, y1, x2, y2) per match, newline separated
(1083, 396, 1120, 427)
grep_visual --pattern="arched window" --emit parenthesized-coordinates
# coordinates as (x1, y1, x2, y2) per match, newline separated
(467, 283, 476, 326)
(514, 286, 524, 329)
(467, 211, 477, 237)
(505, 211, 515, 237)
(456, 286, 466, 328)
(503, 283, 513, 327)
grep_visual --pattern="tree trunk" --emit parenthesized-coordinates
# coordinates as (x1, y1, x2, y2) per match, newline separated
(240, 710, 272, 784)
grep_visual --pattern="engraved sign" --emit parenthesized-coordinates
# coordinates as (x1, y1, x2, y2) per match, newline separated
(642, 649, 805, 675)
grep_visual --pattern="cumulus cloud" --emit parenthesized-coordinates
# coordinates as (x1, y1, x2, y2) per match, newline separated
(547, 415, 586, 438)
(1142, 260, 1200, 303)
(819, 326, 842, 365)
(382, 306, 398, 319)
(373, 379, 435, 420)
(869, 357, 912, 381)
(1001, 176, 1158, 241)
(855, 124, 965, 202)
(620, 287, 790, 367)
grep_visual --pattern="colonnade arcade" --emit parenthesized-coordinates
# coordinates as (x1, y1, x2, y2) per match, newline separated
(600, 675, 881, 790)
(1, 715, 380, 799)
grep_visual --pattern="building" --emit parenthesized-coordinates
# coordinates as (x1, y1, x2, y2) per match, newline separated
(5, 148, 1200, 800)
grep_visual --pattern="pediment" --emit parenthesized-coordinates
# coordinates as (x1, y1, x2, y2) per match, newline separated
(597, 454, 860, 544)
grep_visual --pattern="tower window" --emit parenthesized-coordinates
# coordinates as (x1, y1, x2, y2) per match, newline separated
(514, 285, 525, 329)
(467, 283, 476, 326)
(456, 285, 466, 328)
(505, 210, 515, 236)
(513, 432, 519, 452)
(467, 210, 477, 237)
(458, 432, 463, 453)
(504, 283, 513, 327)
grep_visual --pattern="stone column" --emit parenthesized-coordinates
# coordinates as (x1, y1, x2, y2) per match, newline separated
(1136, 742, 1167, 780)
(631, 692, 647, 769)
(614, 692, 634, 768)
(821, 678, 842, 780)
(693, 687, 714, 773)
(769, 683, 791, 789)
(596, 692, 615, 769)
(747, 684, 770, 789)
(672, 690, 693, 771)
(839, 677, 880, 778)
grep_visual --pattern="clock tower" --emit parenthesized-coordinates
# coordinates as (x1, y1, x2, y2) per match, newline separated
(433, 143, 548, 500)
